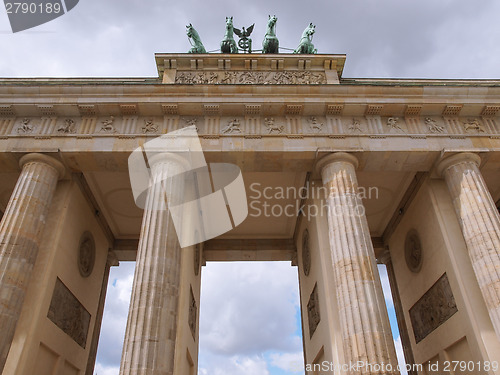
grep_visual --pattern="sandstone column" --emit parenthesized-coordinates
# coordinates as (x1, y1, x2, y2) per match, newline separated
(120, 153, 186, 375)
(437, 152, 500, 338)
(0, 153, 65, 372)
(316, 153, 399, 374)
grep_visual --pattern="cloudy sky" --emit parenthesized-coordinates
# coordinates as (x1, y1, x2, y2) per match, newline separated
(1, 0, 500, 79)
(94, 262, 405, 375)
(2, 0, 500, 374)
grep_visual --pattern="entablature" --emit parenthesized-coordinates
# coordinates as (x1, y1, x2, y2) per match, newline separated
(2, 99, 500, 120)
(155, 53, 346, 84)
(0, 112, 499, 140)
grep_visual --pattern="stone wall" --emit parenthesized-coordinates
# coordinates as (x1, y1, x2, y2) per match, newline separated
(3, 181, 110, 375)
(388, 179, 500, 373)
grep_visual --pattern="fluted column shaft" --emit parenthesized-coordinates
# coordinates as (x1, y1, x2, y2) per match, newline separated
(120, 154, 186, 375)
(438, 152, 500, 338)
(0, 153, 64, 372)
(317, 153, 399, 375)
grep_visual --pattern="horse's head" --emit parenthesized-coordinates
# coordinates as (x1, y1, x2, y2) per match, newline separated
(306, 23, 316, 37)
(186, 23, 193, 38)
(268, 15, 277, 26)
(225, 16, 233, 27)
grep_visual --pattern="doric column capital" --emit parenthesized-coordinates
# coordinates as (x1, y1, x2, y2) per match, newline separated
(106, 250, 119, 268)
(436, 152, 481, 177)
(19, 153, 65, 180)
(147, 152, 190, 171)
(378, 248, 392, 266)
(315, 152, 359, 180)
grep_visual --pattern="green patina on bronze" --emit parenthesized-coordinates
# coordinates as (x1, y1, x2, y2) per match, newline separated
(294, 23, 317, 54)
(234, 23, 254, 53)
(220, 16, 239, 54)
(262, 15, 279, 54)
(186, 24, 206, 54)
(185, 17, 319, 54)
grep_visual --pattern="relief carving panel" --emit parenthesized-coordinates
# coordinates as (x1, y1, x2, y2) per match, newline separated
(175, 70, 327, 85)
(47, 278, 91, 348)
(302, 229, 311, 276)
(7, 115, 499, 137)
(189, 286, 197, 340)
(307, 283, 321, 338)
(409, 273, 458, 343)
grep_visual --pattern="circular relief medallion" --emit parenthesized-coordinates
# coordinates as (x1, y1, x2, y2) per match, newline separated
(78, 231, 96, 278)
(302, 229, 311, 276)
(405, 229, 423, 273)
(194, 243, 201, 276)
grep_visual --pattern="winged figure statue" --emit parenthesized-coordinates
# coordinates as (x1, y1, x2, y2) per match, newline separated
(234, 23, 255, 53)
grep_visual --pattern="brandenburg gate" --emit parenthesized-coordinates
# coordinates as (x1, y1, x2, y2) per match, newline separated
(0, 49, 499, 375)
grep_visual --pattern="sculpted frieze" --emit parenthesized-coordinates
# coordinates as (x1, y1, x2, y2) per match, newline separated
(307, 283, 321, 338)
(175, 70, 327, 85)
(58, 118, 76, 133)
(409, 273, 458, 343)
(100, 116, 116, 133)
(308, 117, 323, 133)
(189, 286, 197, 339)
(17, 118, 33, 133)
(4, 115, 498, 137)
(425, 117, 444, 133)
(47, 278, 91, 348)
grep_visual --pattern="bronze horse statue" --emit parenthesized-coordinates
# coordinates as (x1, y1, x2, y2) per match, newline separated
(293, 23, 317, 54)
(262, 15, 279, 54)
(220, 16, 238, 53)
(186, 24, 206, 53)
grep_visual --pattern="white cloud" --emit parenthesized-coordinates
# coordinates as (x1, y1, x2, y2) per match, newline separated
(95, 262, 135, 368)
(199, 354, 270, 375)
(94, 363, 120, 375)
(1, 0, 500, 78)
(199, 262, 302, 357)
(95, 261, 304, 374)
(270, 351, 304, 373)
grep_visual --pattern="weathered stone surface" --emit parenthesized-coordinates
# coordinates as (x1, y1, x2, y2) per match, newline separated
(438, 152, 500, 339)
(47, 278, 91, 348)
(189, 286, 197, 340)
(119, 153, 186, 375)
(0, 153, 64, 372)
(317, 152, 400, 374)
(1, 53, 500, 375)
(194, 243, 201, 276)
(302, 229, 311, 276)
(409, 273, 458, 343)
(78, 231, 96, 278)
(175, 70, 327, 85)
(404, 229, 423, 273)
(307, 283, 320, 338)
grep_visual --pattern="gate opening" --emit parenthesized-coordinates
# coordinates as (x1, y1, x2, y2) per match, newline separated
(198, 262, 305, 375)
(93, 263, 408, 375)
